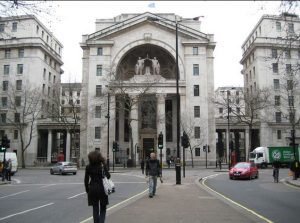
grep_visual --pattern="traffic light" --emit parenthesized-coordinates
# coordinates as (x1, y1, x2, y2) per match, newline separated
(181, 131, 190, 148)
(113, 141, 119, 152)
(158, 132, 163, 149)
(1, 135, 10, 150)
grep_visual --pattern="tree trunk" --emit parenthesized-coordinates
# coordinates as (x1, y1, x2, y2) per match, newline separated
(248, 125, 252, 161)
(189, 146, 194, 168)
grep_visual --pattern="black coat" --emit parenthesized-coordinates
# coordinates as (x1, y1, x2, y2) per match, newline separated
(84, 163, 111, 206)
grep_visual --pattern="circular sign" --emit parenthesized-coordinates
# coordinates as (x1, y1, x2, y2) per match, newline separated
(272, 150, 281, 160)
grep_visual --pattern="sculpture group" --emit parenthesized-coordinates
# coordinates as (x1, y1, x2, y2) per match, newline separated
(135, 55, 160, 75)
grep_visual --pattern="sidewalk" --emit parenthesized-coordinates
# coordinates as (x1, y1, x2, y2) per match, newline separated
(285, 176, 300, 188)
(105, 169, 263, 223)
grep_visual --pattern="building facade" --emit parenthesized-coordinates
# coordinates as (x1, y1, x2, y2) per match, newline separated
(240, 13, 300, 149)
(80, 12, 216, 166)
(0, 15, 64, 165)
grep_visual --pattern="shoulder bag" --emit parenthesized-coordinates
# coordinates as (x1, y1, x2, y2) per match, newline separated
(102, 165, 115, 195)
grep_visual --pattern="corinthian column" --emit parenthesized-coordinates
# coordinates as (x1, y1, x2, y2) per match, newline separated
(156, 94, 166, 164)
(130, 94, 139, 166)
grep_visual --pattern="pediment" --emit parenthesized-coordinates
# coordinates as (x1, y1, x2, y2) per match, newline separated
(86, 12, 209, 43)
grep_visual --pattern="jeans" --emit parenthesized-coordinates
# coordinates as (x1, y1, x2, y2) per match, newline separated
(149, 176, 157, 196)
(92, 202, 106, 223)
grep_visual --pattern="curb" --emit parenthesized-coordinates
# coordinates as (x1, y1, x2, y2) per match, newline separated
(0, 181, 11, 185)
(285, 180, 300, 188)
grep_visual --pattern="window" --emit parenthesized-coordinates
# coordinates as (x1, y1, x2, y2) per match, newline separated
(3, 81, 8, 91)
(96, 65, 102, 76)
(42, 30, 44, 38)
(97, 47, 103, 55)
(288, 23, 294, 33)
(49, 72, 51, 82)
(275, 96, 280, 106)
(46, 35, 49, 43)
(253, 67, 255, 77)
(276, 21, 281, 31)
(15, 113, 20, 123)
(237, 107, 240, 114)
(272, 49, 277, 58)
(95, 127, 101, 139)
(42, 84, 45, 94)
(277, 130, 281, 140)
(194, 85, 199, 96)
(16, 80, 22, 90)
(95, 106, 101, 118)
(275, 112, 281, 123)
(287, 80, 293, 90)
(236, 91, 239, 95)
(1, 97, 7, 108)
(18, 48, 24, 58)
(15, 96, 21, 106)
(193, 47, 198, 55)
(53, 75, 56, 83)
(17, 64, 23, 74)
(194, 126, 200, 139)
(285, 50, 291, 59)
(76, 99, 80, 105)
(272, 63, 278, 73)
(43, 68, 46, 80)
(61, 99, 65, 105)
(273, 79, 280, 90)
(193, 64, 199, 76)
(288, 96, 294, 106)
(4, 65, 10, 75)
(36, 25, 39, 34)
(48, 87, 50, 96)
(44, 54, 47, 62)
(195, 147, 200, 156)
(194, 106, 200, 118)
(96, 85, 102, 97)
(5, 49, 10, 58)
(298, 50, 300, 59)
(14, 130, 18, 140)
(0, 24, 4, 32)
(219, 108, 223, 114)
(12, 22, 17, 31)
(286, 64, 291, 74)
(69, 99, 73, 105)
(0, 113, 6, 123)
(77, 91, 80, 96)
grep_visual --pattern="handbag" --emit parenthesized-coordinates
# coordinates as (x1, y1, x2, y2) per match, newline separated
(102, 165, 115, 195)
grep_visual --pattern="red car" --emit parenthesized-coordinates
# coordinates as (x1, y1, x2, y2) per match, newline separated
(229, 162, 259, 180)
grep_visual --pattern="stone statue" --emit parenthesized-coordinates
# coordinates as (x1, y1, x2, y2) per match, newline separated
(135, 57, 145, 75)
(151, 57, 160, 75)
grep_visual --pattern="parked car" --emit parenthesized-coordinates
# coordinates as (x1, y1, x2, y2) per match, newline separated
(229, 162, 258, 180)
(50, 162, 77, 175)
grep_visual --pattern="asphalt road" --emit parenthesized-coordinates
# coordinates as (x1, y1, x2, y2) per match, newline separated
(204, 168, 300, 223)
(0, 169, 147, 223)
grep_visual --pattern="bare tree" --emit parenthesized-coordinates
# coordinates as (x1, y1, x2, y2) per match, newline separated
(4, 83, 42, 168)
(180, 117, 205, 167)
(214, 88, 271, 159)
(108, 68, 161, 166)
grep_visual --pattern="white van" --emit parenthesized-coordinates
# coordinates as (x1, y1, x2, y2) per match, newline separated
(0, 152, 18, 175)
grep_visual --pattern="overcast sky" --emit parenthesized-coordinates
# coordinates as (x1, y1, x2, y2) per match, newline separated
(44, 1, 282, 88)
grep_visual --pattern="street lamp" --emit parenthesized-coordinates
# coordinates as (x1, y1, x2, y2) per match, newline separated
(148, 15, 202, 184)
(105, 89, 111, 170)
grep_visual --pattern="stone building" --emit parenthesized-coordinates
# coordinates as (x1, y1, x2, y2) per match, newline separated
(240, 13, 300, 149)
(80, 12, 216, 166)
(0, 15, 63, 166)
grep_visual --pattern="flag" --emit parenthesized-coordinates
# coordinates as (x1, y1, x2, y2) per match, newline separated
(148, 2, 155, 8)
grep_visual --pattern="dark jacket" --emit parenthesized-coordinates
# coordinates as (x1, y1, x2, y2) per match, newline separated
(146, 159, 161, 177)
(84, 163, 111, 206)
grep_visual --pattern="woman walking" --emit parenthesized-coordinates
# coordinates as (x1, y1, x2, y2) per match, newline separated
(84, 151, 111, 223)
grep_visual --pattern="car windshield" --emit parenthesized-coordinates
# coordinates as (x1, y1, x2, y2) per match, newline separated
(234, 163, 250, 169)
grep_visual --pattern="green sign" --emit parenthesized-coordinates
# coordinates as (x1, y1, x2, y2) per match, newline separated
(269, 147, 299, 163)
(0, 147, 6, 152)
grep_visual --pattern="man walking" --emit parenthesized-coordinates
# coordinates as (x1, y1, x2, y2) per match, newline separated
(146, 152, 161, 198)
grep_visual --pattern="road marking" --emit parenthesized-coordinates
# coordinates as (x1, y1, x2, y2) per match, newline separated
(79, 188, 148, 223)
(12, 178, 21, 184)
(0, 190, 30, 200)
(68, 192, 86, 199)
(201, 175, 273, 223)
(0, 203, 54, 221)
(40, 184, 56, 188)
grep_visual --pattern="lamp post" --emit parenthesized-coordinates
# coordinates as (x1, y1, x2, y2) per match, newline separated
(105, 91, 110, 170)
(226, 90, 231, 170)
(147, 15, 202, 185)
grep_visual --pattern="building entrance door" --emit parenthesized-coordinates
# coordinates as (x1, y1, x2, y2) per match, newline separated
(143, 138, 155, 160)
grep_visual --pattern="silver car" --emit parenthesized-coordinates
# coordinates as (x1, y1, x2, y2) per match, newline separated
(50, 162, 77, 175)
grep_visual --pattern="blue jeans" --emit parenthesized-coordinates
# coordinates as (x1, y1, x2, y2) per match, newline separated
(149, 176, 157, 196)
(93, 202, 106, 223)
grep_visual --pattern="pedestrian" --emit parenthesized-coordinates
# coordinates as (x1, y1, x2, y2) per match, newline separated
(218, 158, 222, 170)
(140, 159, 145, 175)
(2, 159, 7, 182)
(145, 152, 161, 198)
(84, 150, 110, 223)
(272, 159, 280, 182)
(6, 159, 12, 181)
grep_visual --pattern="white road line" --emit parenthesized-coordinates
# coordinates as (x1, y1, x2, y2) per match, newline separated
(68, 192, 86, 199)
(40, 184, 56, 188)
(0, 190, 30, 200)
(0, 203, 54, 221)
(12, 178, 21, 184)
(79, 189, 148, 223)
